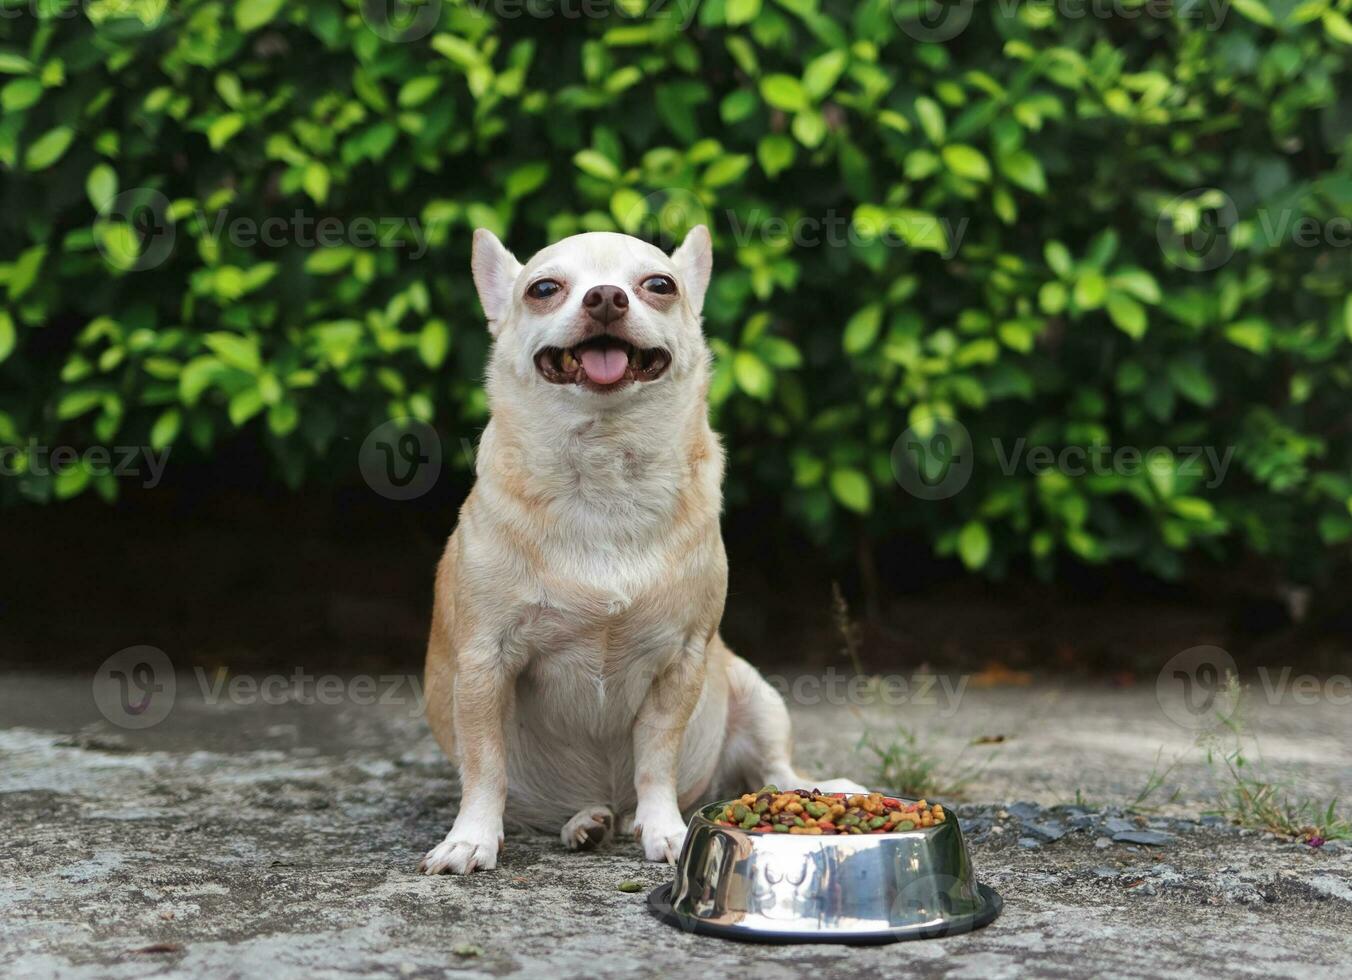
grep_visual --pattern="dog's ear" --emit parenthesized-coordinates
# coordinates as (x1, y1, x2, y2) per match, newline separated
(471, 228, 524, 334)
(671, 224, 712, 317)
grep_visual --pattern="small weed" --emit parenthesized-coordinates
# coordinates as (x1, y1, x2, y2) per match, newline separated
(831, 582, 867, 677)
(833, 584, 996, 801)
(1198, 680, 1350, 841)
(858, 727, 994, 801)
(1129, 746, 1185, 812)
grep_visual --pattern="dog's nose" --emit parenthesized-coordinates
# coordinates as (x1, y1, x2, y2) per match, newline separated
(582, 284, 629, 326)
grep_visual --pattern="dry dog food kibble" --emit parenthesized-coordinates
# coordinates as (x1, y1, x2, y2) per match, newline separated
(713, 788, 946, 835)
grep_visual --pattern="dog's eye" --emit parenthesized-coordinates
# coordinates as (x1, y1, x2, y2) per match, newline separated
(642, 275, 677, 295)
(526, 279, 562, 300)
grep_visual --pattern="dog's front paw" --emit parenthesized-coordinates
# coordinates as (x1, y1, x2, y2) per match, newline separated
(633, 810, 688, 865)
(419, 822, 502, 875)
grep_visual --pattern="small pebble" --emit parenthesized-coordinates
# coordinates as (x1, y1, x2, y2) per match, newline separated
(452, 944, 482, 958)
(1113, 831, 1174, 847)
(1094, 837, 1112, 849)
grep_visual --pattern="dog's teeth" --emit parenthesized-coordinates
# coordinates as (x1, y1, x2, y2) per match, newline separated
(561, 350, 577, 371)
(628, 349, 640, 369)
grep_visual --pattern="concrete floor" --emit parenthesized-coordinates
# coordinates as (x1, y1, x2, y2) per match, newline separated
(2, 669, 1350, 978)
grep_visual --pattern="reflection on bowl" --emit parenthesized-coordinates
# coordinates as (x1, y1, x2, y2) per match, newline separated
(648, 797, 1002, 944)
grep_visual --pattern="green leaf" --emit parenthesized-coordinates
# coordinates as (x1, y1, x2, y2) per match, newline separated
(914, 96, 945, 144)
(85, 163, 118, 212)
(757, 134, 796, 178)
(1106, 292, 1147, 339)
(760, 74, 808, 112)
(0, 53, 34, 75)
(150, 408, 181, 451)
(505, 162, 549, 200)
(758, 336, 802, 369)
(791, 109, 826, 148)
(1, 77, 42, 112)
(843, 303, 884, 354)
(1044, 241, 1073, 279)
(1325, 10, 1352, 44)
(419, 319, 451, 368)
(24, 126, 74, 170)
(54, 464, 91, 500)
(830, 468, 872, 514)
(8, 244, 46, 300)
(1171, 497, 1215, 522)
(207, 113, 245, 150)
(1039, 281, 1067, 314)
(1167, 359, 1217, 407)
(703, 154, 752, 188)
(302, 161, 330, 205)
(235, 0, 285, 31)
(573, 149, 620, 181)
(803, 50, 848, 100)
(268, 400, 299, 437)
(726, 0, 762, 25)
(0, 310, 15, 364)
(56, 390, 104, 420)
(1224, 318, 1269, 354)
(398, 76, 441, 108)
(304, 248, 354, 275)
(1073, 270, 1108, 310)
(732, 350, 773, 399)
(203, 332, 261, 373)
(228, 386, 265, 427)
(1111, 268, 1162, 304)
(1231, 0, 1275, 26)
(998, 149, 1046, 193)
(610, 188, 646, 232)
(957, 521, 991, 570)
(941, 144, 991, 182)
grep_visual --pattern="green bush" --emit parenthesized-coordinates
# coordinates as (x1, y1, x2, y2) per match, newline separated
(2, 0, 1351, 582)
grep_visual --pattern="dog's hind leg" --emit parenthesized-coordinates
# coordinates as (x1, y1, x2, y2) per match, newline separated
(561, 806, 614, 851)
(716, 647, 867, 795)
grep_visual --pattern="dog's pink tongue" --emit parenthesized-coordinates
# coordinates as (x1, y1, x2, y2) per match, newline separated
(579, 347, 629, 385)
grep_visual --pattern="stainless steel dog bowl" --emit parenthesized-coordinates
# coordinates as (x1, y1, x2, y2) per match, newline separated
(648, 796, 1002, 943)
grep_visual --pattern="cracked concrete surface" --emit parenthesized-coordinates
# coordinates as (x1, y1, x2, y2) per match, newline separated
(1, 671, 1350, 978)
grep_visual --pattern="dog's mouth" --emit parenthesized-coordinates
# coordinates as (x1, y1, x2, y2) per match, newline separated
(534, 336, 672, 390)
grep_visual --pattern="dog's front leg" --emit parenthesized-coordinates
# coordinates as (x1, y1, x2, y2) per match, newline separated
(420, 651, 515, 875)
(632, 643, 706, 864)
